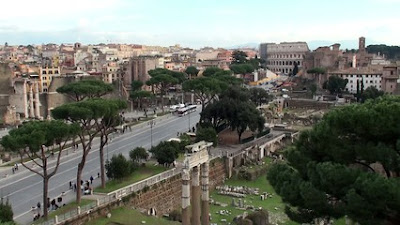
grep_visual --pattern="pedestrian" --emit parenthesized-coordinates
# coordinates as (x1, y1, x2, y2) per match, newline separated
(153, 109, 156, 114)
(192, 126, 195, 132)
(69, 181, 72, 189)
(73, 183, 77, 192)
(90, 176, 94, 184)
(12, 168, 14, 174)
(80, 180, 83, 185)
(37, 202, 41, 209)
(97, 172, 100, 178)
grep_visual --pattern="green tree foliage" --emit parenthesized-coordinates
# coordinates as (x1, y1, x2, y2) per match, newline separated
(147, 68, 185, 111)
(105, 154, 132, 180)
(131, 80, 144, 92)
(367, 44, 400, 60)
(309, 83, 317, 96)
(129, 147, 148, 164)
(57, 79, 125, 190)
(202, 67, 226, 77)
(196, 126, 218, 147)
(130, 90, 152, 109)
(361, 86, 384, 103)
(0, 199, 13, 223)
(307, 67, 326, 74)
(178, 134, 192, 151)
(249, 87, 270, 106)
(182, 77, 224, 110)
(52, 98, 125, 203)
(322, 76, 348, 94)
(201, 87, 265, 141)
(56, 79, 114, 101)
(248, 58, 262, 70)
(230, 64, 254, 74)
(0, 121, 79, 218)
(150, 141, 180, 166)
(185, 66, 199, 78)
(231, 50, 248, 64)
(267, 96, 400, 225)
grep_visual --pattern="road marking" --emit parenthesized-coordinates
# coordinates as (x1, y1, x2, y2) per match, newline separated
(0, 116, 182, 190)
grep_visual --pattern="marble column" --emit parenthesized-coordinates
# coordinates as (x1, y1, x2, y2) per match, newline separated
(34, 82, 40, 119)
(191, 166, 201, 225)
(201, 162, 210, 225)
(182, 169, 191, 225)
(29, 85, 34, 118)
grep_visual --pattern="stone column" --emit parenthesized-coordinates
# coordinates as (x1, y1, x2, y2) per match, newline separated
(34, 82, 41, 119)
(182, 169, 191, 225)
(191, 166, 201, 225)
(201, 162, 210, 225)
(29, 85, 34, 118)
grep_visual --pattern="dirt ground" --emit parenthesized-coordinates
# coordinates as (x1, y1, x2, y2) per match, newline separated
(218, 129, 254, 145)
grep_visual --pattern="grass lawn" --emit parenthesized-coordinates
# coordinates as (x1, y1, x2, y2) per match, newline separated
(94, 163, 168, 193)
(33, 199, 95, 224)
(209, 169, 345, 225)
(85, 206, 179, 225)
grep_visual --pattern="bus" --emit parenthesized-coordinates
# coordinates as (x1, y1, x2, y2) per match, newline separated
(177, 105, 197, 117)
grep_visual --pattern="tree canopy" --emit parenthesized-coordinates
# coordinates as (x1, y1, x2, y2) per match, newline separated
(150, 141, 180, 165)
(129, 147, 149, 164)
(105, 154, 133, 180)
(322, 76, 348, 94)
(367, 44, 400, 60)
(231, 50, 248, 64)
(52, 98, 126, 202)
(0, 120, 79, 218)
(56, 79, 114, 101)
(202, 67, 226, 77)
(182, 77, 225, 109)
(361, 86, 384, 103)
(196, 126, 218, 147)
(267, 96, 400, 225)
(249, 87, 270, 106)
(307, 67, 326, 74)
(230, 64, 254, 74)
(201, 87, 265, 141)
(185, 66, 199, 78)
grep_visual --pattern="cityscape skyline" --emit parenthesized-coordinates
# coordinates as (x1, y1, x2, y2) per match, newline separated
(1, 0, 399, 49)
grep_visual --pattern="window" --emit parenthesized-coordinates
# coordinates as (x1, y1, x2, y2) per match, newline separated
(49, 71, 53, 74)
(42, 71, 47, 74)
(55, 70, 59, 74)
(43, 88, 47, 92)
(370, 80, 373, 83)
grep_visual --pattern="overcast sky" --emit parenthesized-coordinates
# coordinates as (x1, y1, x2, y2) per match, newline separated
(1, 0, 399, 48)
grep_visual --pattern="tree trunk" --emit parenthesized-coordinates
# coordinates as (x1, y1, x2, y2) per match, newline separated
(76, 162, 84, 204)
(161, 92, 165, 113)
(99, 134, 107, 189)
(43, 176, 49, 218)
(238, 132, 242, 143)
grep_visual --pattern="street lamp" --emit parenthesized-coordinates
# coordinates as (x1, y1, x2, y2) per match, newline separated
(148, 119, 156, 147)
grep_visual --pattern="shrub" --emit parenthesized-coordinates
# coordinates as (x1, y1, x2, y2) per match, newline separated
(196, 126, 218, 146)
(105, 154, 132, 180)
(0, 198, 13, 223)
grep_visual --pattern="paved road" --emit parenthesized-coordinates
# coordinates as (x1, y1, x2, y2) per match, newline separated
(0, 110, 200, 225)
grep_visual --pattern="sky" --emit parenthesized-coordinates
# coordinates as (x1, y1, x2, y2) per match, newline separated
(0, 0, 399, 49)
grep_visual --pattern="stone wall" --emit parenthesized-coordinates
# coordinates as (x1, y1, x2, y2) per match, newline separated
(60, 158, 227, 225)
(285, 99, 334, 110)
